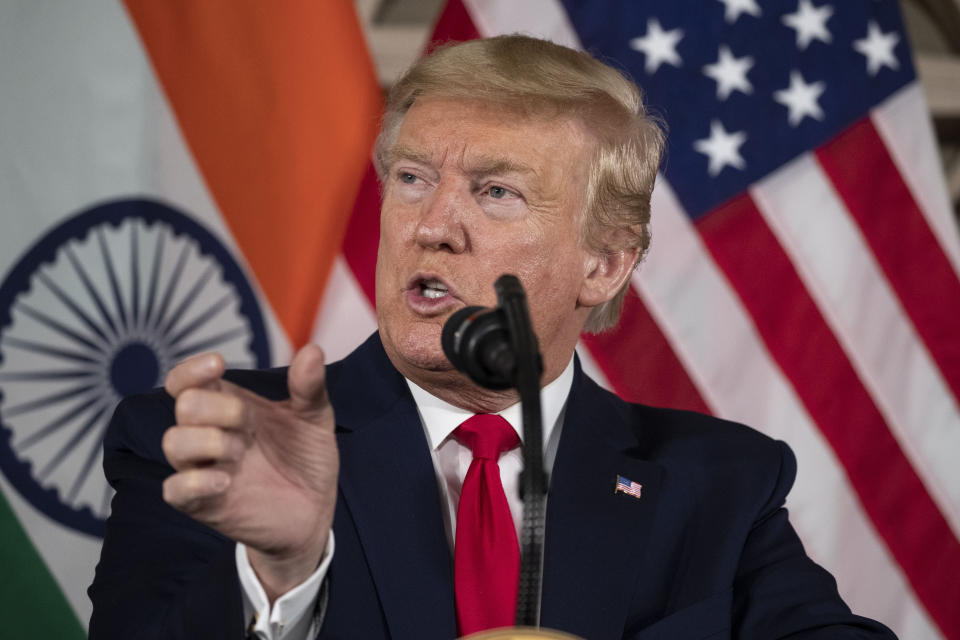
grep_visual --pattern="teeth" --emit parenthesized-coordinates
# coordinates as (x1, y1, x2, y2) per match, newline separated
(420, 279, 448, 299)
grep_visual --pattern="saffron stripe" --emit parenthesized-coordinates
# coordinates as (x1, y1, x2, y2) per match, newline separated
(581, 287, 710, 413)
(125, 0, 382, 348)
(815, 118, 960, 406)
(696, 193, 960, 637)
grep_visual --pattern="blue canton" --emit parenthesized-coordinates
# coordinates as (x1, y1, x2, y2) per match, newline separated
(559, 0, 915, 218)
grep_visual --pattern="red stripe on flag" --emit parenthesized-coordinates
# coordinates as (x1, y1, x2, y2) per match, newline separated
(342, 164, 381, 307)
(815, 118, 960, 405)
(581, 287, 711, 414)
(697, 193, 960, 636)
(428, 0, 481, 49)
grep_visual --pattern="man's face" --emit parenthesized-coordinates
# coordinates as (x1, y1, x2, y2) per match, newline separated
(375, 97, 597, 388)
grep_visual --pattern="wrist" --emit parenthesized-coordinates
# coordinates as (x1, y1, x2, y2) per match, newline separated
(247, 531, 329, 604)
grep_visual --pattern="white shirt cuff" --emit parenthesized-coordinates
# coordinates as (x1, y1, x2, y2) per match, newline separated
(236, 531, 334, 640)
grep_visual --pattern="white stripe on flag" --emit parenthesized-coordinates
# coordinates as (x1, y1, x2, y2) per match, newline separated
(871, 84, 960, 276)
(751, 154, 960, 539)
(575, 343, 614, 393)
(638, 179, 939, 639)
(0, 0, 296, 624)
(0, 0, 293, 367)
(310, 255, 378, 363)
(462, 0, 581, 48)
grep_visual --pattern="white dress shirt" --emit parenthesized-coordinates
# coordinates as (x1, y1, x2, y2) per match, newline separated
(237, 356, 576, 639)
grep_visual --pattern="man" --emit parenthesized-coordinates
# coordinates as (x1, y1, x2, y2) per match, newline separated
(89, 36, 895, 639)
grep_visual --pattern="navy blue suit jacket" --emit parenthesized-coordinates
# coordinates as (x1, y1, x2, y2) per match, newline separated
(89, 333, 894, 639)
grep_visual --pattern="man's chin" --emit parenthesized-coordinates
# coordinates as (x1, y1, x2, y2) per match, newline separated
(400, 349, 454, 373)
(380, 325, 455, 376)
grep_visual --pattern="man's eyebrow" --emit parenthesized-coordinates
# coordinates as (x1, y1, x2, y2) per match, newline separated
(387, 145, 539, 179)
(386, 145, 434, 168)
(464, 155, 539, 179)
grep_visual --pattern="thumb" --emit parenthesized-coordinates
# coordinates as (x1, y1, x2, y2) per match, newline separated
(287, 343, 329, 418)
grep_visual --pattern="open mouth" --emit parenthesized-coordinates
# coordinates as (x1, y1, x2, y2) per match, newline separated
(406, 273, 459, 314)
(418, 278, 449, 299)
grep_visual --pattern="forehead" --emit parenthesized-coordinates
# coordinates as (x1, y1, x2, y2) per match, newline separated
(389, 97, 594, 175)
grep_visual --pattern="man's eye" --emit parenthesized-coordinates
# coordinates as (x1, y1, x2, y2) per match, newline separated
(400, 172, 418, 184)
(488, 186, 508, 199)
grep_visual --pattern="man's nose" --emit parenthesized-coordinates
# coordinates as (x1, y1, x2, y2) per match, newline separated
(414, 182, 469, 253)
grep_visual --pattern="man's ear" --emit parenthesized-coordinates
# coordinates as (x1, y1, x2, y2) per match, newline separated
(578, 246, 639, 308)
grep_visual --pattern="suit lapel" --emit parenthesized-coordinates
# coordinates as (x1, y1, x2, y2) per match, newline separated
(328, 337, 661, 639)
(330, 335, 457, 640)
(540, 367, 664, 640)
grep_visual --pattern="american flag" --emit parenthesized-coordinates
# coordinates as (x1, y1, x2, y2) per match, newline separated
(4, 0, 953, 635)
(615, 475, 644, 500)
(318, 0, 960, 637)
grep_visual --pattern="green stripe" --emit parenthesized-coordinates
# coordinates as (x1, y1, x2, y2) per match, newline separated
(0, 489, 86, 637)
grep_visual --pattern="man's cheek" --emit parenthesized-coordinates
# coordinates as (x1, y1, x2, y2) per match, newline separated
(381, 213, 416, 244)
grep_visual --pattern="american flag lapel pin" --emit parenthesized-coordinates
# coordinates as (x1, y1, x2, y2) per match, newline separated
(614, 475, 643, 500)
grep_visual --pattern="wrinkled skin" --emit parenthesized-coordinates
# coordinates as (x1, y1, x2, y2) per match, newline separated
(161, 346, 337, 602)
(159, 96, 636, 603)
(376, 97, 634, 412)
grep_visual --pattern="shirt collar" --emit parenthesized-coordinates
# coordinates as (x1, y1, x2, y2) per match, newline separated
(406, 355, 576, 451)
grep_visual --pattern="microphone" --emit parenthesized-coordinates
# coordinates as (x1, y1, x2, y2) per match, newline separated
(441, 277, 543, 391)
(441, 305, 516, 390)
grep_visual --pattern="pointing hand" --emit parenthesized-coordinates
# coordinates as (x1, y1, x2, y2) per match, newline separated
(161, 344, 338, 600)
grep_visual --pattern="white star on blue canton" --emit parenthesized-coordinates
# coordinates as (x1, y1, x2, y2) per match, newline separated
(703, 45, 754, 100)
(629, 18, 684, 74)
(717, 0, 762, 24)
(694, 120, 748, 176)
(853, 21, 900, 76)
(782, 0, 834, 50)
(773, 70, 826, 126)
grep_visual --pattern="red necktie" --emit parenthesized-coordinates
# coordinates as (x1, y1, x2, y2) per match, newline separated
(454, 414, 521, 636)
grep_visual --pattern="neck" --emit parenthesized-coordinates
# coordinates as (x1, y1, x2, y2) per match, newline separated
(403, 368, 522, 413)
(394, 351, 573, 415)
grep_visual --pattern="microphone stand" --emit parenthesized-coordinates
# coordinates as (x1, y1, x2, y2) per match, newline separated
(492, 276, 547, 628)
(443, 275, 569, 635)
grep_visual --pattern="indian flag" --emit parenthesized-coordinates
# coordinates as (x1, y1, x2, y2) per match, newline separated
(0, 1, 380, 634)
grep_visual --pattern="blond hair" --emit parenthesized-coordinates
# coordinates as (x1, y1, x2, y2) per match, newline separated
(375, 35, 665, 332)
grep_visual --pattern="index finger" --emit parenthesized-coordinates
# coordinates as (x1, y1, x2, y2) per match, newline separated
(165, 352, 226, 398)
